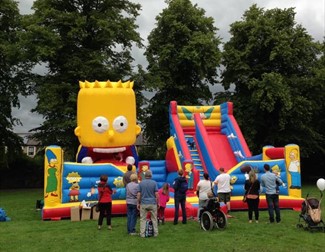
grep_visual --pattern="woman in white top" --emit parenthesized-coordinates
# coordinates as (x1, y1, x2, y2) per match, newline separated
(196, 173, 213, 220)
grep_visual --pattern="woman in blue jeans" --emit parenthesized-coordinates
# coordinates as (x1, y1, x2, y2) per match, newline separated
(173, 170, 188, 225)
(126, 174, 139, 235)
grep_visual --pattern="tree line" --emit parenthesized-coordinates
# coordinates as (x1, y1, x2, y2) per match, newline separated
(0, 0, 324, 185)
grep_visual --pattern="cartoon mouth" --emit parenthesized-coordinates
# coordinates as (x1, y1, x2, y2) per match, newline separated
(93, 147, 126, 153)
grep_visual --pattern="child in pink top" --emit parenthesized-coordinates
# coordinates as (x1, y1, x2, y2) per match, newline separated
(158, 183, 170, 224)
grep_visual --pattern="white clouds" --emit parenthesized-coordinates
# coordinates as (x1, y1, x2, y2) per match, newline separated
(14, 0, 325, 132)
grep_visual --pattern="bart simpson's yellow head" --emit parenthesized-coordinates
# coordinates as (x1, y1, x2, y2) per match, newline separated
(185, 163, 192, 173)
(142, 165, 148, 172)
(74, 80, 141, 148)
(271, 165, 281, 174)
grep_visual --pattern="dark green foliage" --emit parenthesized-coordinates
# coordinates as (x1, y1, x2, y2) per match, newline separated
(221, 5, 322, 161)
(0, 0, 31, 156)
(144, 0, 221, 153)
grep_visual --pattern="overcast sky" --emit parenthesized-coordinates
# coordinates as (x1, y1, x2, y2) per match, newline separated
(14, 0, 325, 133)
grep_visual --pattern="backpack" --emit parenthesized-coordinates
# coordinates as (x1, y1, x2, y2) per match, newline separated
(145, 219, 154, 237)
(0, 208, 10, 222)
(179, 180, 188, 194)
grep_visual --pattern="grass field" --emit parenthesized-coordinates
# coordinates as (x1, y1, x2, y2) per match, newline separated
(0, 185, 324, 252)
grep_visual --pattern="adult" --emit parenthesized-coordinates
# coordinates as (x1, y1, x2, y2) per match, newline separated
(261, 164, 283, 223)
(244, 170, 260, 223)
(126, 174, 139, 235)
(173, 170, 188, 225)
(137, 170, 159, 238)
(214, 167, 232, 217)
(196, 173, 213, 221)
(123, 164, 135, 186)
(97, 175, 115, 230)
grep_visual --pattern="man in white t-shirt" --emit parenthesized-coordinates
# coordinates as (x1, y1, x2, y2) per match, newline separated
(214, 167, 232, 216)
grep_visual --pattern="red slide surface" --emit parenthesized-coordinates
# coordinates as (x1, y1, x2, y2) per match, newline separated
(207, 131, 238, 171)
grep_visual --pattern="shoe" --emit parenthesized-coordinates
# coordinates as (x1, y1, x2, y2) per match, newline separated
(182, 221, 187, 224)
(129, 232, 138, 236)
(98, 226, 101, 230)
(249, 220, 252, 223)
(226, 214, 233, 218)
(255, 220, 259, 223)
(108, 225, 112, 230)
(173, 222, 178, 225)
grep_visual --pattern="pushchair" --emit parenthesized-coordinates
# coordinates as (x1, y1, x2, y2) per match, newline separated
(296, 192, 325, 232)
(200, 197, 227, 231)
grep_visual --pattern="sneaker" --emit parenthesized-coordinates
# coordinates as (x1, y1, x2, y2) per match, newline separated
(129, 232, 138, 236)
(108, 225, 112, 230)
(249, 220, 252, 223)
(255, 220, 259, 223)
(98, 226, 101, 230)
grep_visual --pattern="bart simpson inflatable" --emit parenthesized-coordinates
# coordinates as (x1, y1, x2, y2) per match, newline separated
(75, 80, 141, 165)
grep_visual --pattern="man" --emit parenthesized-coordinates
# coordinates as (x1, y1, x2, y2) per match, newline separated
(261, 163, 283, 223)
(173, 169, 188, 225)
(123, 164, 135, 186)
(214, 167, 232, 217)
(137, 170, 159, 237)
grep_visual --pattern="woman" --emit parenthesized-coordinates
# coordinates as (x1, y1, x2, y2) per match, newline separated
(196, 173, 214, 221)
(97, 175, 115, 230)
(126, 174, 139, 235)
(244, 170, 260, 223)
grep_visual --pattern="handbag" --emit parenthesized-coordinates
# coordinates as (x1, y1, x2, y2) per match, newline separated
(246, 194, 258, 199)
(243, 181, 255, 203)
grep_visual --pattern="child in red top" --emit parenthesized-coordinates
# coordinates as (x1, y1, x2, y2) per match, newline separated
(97, 175, 115, 230)
(158, 183, 170, 224)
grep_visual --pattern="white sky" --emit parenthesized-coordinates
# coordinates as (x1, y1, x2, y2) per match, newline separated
(14, 0, 325, 132)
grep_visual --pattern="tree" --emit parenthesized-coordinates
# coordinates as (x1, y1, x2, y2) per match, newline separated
(0, 0, 32, 167)
(220, 5, 321, 159)
(21, 0, 143, 156)
(144, 0, 221, 156)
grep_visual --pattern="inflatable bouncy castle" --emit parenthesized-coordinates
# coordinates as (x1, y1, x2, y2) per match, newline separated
(42, 80, 303, 220)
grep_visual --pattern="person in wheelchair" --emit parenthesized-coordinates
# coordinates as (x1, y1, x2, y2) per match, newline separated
(199, 195, 228, 231)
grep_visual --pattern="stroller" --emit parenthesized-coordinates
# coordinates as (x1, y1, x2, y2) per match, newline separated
(297, 191, 325, 232)
(200, 197, 227, 231)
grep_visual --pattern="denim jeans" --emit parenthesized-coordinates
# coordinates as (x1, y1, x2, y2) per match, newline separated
(265, 194, 281, 223)
(127, 204, 138, 234)
(174, 196, 187, 224)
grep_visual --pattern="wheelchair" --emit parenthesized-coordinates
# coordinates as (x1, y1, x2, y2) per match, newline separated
(199, 197, 228, 231)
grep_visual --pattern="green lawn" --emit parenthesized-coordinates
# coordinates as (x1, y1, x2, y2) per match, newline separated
(0, 185, 324, 252)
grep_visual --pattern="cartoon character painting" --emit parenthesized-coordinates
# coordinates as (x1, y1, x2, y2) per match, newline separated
(288, 149, 301, 189)
(75, 80, 141, 165)
(67, 172, 81, 202)
(185, 163, 193, 189)
(45, 149, 58, 198)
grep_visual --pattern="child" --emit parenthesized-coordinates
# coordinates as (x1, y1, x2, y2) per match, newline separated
(97, 175, 115, 230)
(158, 183, 170, 224)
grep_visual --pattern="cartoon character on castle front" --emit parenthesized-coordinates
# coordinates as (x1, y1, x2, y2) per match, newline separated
(74, 80, 141, 165)
(288, 149, 301, 189)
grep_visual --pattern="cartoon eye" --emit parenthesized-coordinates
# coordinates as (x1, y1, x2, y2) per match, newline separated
(113, 116, 128, 133)
(92, 116, 109, 133)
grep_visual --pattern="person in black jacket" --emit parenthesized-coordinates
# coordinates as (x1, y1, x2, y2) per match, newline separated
(244, 170, 261, 223)
(173, 170, 188, 225)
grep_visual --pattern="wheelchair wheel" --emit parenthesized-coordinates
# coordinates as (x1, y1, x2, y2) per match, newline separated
(200, 211, 214, 231)
(214, 210, 227, 230)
